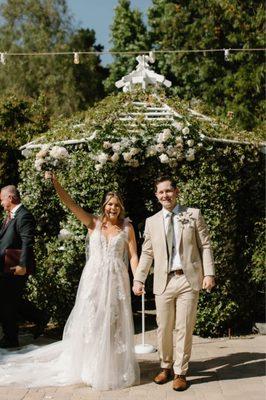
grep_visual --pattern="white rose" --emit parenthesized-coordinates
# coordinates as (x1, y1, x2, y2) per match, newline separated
(97, 152, 108, 164)
(187, 139, 194, 147)
(111, 153, 119, 162)
(155, 143, 165, 153)
(122, 152, 132, 162)
(173, 121, 183, 131)
(103, 141, 112, 149)
(112, 142, 121, 152)
(159, 153, 169, 164)
(182, 127, 190, 135)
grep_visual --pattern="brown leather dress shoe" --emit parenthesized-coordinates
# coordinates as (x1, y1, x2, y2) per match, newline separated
(173, 374, 188, 391)
(153, 368, 172, 384)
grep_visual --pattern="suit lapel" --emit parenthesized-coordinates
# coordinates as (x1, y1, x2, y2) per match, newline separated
(156, 210, 168, 256)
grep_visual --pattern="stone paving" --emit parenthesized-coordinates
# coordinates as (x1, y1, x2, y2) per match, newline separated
(0, 328, 265, 400)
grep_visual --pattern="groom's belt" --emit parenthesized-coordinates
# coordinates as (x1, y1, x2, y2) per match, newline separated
(169, 269, 184, 276)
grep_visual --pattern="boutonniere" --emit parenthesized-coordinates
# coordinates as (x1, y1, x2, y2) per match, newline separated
(176, 212, 195, 226)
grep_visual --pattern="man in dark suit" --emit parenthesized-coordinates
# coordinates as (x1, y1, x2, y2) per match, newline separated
(0, 185, 48, 348)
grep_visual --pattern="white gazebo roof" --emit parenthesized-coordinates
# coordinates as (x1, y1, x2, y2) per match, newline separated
(20, 54, 265, 151)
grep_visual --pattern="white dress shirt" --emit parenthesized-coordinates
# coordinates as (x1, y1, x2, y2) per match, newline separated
(163, 206, 182, 272)
(10, 203, 22, 218)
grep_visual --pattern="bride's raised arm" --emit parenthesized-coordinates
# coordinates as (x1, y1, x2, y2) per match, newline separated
(44, 171, 97, 229)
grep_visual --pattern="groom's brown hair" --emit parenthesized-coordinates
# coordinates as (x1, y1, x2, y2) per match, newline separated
(154, 175, 177, 191)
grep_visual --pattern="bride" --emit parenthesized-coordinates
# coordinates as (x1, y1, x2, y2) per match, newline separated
(0, 172, 140, 390)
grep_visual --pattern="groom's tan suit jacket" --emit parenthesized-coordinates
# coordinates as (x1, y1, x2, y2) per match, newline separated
(135, 206, 215, 293)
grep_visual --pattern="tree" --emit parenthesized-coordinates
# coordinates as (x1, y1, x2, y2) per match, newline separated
(104, 0, 150, 92)
(147, 0, 265, 129)
(0, 0, 106, 116)
(0, 95, 49, 188)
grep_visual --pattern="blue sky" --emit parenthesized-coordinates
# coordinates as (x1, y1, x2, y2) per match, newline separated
(67, 0, 152, 65)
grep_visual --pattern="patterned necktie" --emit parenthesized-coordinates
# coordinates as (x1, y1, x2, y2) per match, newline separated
(166, 212, 174, 269)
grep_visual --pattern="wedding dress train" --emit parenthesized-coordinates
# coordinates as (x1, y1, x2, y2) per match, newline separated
(0, 220, 139, 390)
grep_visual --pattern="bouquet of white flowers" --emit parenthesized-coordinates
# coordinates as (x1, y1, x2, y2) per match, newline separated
(34, 145, 69, 172)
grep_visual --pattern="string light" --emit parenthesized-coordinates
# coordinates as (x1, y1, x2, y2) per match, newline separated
(0, 53, 6, 64)
(0, 47, 264, 59)
(224, 48, 231, 61)
(73, 52, 80, 64)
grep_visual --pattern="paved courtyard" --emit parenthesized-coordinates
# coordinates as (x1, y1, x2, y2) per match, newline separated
(0, 327, 265, 400)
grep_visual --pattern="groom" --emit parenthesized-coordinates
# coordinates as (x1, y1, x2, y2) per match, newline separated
(133, 175, 215, 391)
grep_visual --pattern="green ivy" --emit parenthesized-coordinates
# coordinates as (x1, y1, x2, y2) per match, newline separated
(18, 91, 265, 337)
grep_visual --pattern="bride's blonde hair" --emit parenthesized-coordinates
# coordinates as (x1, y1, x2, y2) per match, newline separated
(100, 191, 125, 222)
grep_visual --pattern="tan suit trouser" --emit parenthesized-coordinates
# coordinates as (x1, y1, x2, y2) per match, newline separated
(155, 274, 199, 375)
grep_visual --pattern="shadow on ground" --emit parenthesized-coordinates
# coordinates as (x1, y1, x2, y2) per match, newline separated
(138, 352, 266, 386)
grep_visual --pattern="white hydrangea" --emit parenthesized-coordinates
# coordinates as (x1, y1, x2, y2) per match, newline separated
(159, 153, 169, 164)
(182, 127, 190, 135)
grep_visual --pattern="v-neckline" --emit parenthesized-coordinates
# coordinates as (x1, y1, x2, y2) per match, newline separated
(100, 230, 123, 245)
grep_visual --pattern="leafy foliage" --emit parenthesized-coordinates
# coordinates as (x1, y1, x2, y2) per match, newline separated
(0, 95, 50, 187)
(18, 91, 265, 336)
(147, 0, 265, 130)
(0, 0, 106, 116)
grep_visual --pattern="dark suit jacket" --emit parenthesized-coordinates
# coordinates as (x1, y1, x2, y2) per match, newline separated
(0, 205, 36, 275)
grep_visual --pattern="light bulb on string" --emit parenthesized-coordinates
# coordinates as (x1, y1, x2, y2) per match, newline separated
(73, 52, 80, 64)
(0, 53, 6, 65)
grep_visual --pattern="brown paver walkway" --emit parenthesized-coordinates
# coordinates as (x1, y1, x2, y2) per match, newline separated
(0, 329, 265, 400)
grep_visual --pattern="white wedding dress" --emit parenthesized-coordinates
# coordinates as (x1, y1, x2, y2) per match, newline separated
(0, 219, 139, 390)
